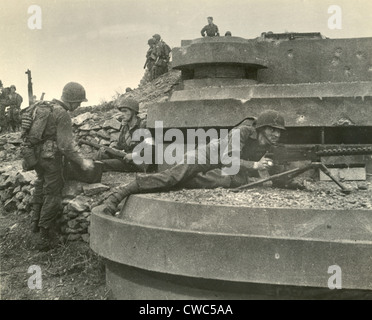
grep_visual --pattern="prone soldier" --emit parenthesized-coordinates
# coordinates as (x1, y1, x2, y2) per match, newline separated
(103, 110, 303, 214)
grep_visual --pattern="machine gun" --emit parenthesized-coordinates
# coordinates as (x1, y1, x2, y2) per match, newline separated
(78, 139, 127, 159)
(233, 144, 372, 194)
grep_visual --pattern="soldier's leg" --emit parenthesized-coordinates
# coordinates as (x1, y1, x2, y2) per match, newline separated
(0, 105, 5, 133)
(31, 169, 44, 233)
(104, 162, 215, 215)
(37, 158, 64, 250)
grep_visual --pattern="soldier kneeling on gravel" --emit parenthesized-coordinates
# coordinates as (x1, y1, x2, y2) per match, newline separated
(102, 110, 305, 215)
(21, 82, 95, 251)
(95, 97, 156, 173)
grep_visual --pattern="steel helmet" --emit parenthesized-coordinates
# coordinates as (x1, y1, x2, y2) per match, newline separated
(152, 34, 161, 41)
(256, 110, 286, 130)
(61, 82, 88, 103)
(148, 38, 155, 45)
(116, 97, 139, 113)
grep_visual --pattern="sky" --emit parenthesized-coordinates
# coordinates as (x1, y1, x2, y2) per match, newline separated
(1, 0, 372, 107)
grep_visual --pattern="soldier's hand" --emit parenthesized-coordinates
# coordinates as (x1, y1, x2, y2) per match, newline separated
(81, 158, 94, 171)
(123, 153, 133, 162)
(253, 156, 274, 170)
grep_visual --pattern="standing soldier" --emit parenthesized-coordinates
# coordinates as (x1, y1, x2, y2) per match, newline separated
(95, 97, 155, 173)
(152, 34, 171, 79)
(22, 82, 94, 251)
(144, 38, 157, 81)
(201, 17, 220, 37)
(0, 81, 10, 133)
(7, 85, 23, 132)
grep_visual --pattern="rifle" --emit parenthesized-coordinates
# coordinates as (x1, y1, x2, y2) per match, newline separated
(78, 139, 127, 159)
(25, 69, 33, 106)
(233, 144, 372, 194)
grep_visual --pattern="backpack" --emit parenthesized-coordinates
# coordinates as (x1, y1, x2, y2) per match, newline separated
(161, 41, 171, 60)
(20, 101, 54, 170)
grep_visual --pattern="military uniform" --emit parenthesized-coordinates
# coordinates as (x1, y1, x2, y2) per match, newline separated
(98, 116, 152, 172)
(152, 37, 170, 79)
(31, 99, 87, 231)
(201, 23, 219, 37)
(7, 91, 23, 131)
(0, 87, 10, 133)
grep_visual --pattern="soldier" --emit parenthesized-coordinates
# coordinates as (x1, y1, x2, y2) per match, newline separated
(144, 38, 157, 81)
(152, 34, 171, 79)
(201, 17, 220, 37)
(225, 31, 232, 36)
(7, 85, 23, 132)
(0, 81, 10, 133)
(23, 82, 95, 251)
(103, 110, 302, 214)
(95, 97, 155, 173)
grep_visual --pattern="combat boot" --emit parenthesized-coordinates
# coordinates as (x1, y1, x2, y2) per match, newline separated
(30, 203, 42, 233)
(103, 181, 139, 215)
(36, 227, 51, 252)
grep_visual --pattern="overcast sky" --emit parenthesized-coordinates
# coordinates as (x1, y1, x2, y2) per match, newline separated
(1, 0, 372, 106)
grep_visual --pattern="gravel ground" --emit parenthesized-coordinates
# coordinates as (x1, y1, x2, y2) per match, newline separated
(147, 180, 372, 210)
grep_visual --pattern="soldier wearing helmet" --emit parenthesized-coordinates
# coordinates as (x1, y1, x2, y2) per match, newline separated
(102, 110, 303, 215)
(144, 38, 157, 81)
(7, 85, 23, 132)
(96, 97, 155, 173)
(151, 34, 171, 79)
(25, 82, 94, 251)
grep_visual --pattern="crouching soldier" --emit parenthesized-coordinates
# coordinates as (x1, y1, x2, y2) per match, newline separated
(103, 110, 303, 215)
(21, 82, 95, 251)
(95, 97, 155, 173)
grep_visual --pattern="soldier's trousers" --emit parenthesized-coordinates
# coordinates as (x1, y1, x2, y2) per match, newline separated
(33, 156, 64, 229)
(136, 163, 248, 193)
(8, 106, 20, 131)
(0, 105, 7, 132)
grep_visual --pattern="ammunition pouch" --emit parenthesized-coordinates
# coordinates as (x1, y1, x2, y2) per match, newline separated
(21, 144, 40, 171)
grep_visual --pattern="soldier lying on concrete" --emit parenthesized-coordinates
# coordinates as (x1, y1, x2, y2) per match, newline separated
(103, 110, 304, 215)
(95, 97, 155, 173)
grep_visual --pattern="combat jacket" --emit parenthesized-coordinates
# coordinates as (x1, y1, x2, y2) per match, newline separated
(201, 24, 219, 37)
(41, 99, 85, 166)
(8, 93, 23, 108)
(117, 115, 147, 153)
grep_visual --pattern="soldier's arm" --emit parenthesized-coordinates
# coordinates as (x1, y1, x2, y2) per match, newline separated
(201, 26, 206, 36)
(55, 108, 85, 166)
(220, 125, 257, 172)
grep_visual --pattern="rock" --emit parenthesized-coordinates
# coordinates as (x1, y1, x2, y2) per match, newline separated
(21, 185, 32, 194)
(81, 234, 90, 243)
(91, 204, 107, 215)
(103, 119, 121, 131)
(67, 220, 80, 229)
(4, 198, 17, 212)
(100, 139, 111, 146)
(110, 132, 120, 142)
(13, 186, 21, 194)
(3, 143, 16, 151)
(96, 129, 111, 140)
(66, 211, 79, 219)
(62, 181, 86, 198)
(7, 133, 22, 144)
(68, 195, 91, 212)
(80, 222, 89, 230)
(65, 227, 81, 234)
(16, 172, 36, 185)
(82, 211, 91, 218)
(72, 112, 93, 126)
(67, 234, 81, 241)
(83, 183, 110, 196)
(15, 192, 24, 201)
